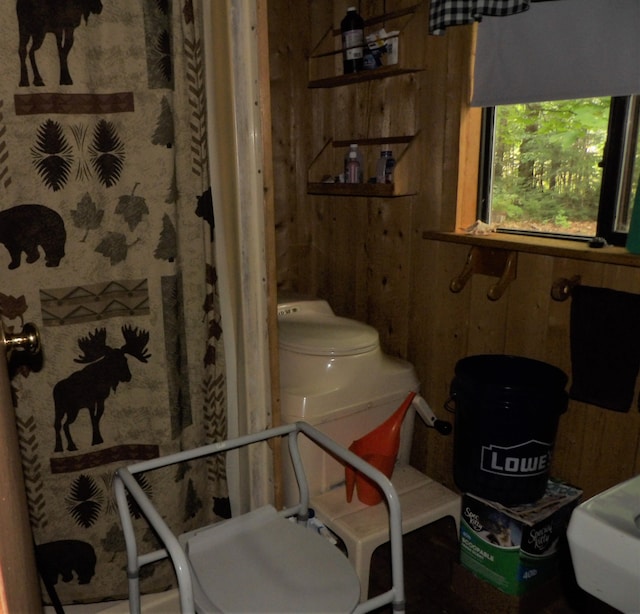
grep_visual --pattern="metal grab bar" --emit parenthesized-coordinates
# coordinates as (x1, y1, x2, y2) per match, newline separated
(114, 420, 405, 614)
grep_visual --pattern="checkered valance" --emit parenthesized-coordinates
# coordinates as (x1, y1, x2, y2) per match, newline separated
(429, 0, 531, 34)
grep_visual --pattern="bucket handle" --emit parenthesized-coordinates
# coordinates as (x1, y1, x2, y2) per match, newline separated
(413, 395, 452, 435)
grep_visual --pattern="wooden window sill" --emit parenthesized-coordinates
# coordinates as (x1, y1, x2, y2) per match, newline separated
(422, 230, 640, 268)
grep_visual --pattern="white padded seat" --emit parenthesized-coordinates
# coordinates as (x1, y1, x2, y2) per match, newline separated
(182, 505, 360, 613)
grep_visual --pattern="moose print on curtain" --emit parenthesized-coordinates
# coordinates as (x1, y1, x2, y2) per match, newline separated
(0, 0, 227, 606)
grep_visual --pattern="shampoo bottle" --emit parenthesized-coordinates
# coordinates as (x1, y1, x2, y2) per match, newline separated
(344, 144, 364, 183)
(346, 151, 360, 184)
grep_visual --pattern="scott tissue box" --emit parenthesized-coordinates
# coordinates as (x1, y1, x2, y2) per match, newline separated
(459, 479, 582, 595)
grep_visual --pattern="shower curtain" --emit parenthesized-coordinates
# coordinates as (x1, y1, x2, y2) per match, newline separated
(0, 0, 232, 605)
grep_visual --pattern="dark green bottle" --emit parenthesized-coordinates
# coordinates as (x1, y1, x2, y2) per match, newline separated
(341, 7, 364, 74)
(626, 177, 640, 254)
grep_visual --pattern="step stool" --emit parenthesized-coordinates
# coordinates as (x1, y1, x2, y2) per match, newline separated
(311, 465, 461, 601)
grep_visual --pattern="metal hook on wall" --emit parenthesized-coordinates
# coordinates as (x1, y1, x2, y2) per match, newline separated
(550, 275, 582, 301)
(450, 246, 518, 301)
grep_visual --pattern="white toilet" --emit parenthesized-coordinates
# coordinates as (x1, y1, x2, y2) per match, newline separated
(277, 294, 419, 506)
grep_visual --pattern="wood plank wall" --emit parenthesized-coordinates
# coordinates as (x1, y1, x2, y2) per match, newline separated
(267, 0, 640, 500)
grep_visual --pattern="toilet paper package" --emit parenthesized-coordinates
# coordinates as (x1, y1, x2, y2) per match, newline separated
(459, 478, 582, 595)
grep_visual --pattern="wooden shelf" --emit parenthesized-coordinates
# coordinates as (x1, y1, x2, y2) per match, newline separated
(308, 66, 423, 89)
(308, 3, 423, 88)
(307, 182, 411, 198)
(423, 230, 640, 268)
(307, 135, 419, 198)
(306, 3, 425, 199)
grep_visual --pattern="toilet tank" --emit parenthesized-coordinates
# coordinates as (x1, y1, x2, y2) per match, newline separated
(277, 296, 419, 506)
(281, 385, 419, 507)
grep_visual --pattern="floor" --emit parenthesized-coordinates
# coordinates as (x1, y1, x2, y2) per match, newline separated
(43, 591, 179, 613)
(367, 517, 620, 614)
(44, 517, 619, 614)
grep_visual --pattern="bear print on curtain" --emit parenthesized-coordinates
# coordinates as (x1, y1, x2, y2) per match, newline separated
(0, 0, 227, 605)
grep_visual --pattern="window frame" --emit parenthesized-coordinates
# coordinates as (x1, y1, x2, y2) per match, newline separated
(478, 95, 640, 247)
(598, 96, 640, 246)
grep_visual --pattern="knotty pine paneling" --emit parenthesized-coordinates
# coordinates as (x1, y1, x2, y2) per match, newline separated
(364, 200, 413, 356)
(269, 0, 315, 290)
(268, 0, 640, 501)
(409, 239, 471, 493)
(416, 240, 640, 499)
(503, 252, 555, 361)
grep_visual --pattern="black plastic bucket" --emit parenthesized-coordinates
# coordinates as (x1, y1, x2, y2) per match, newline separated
(451, 354, 568, 505)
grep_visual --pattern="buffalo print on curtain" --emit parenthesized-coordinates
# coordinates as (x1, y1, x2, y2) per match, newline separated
(0, 0, 227, 606)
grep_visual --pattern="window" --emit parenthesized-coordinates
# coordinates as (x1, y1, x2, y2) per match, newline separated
(479, 96, 640, 246)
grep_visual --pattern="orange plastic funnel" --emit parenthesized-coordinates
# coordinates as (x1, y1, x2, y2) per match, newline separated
(345, 391, 416, 505)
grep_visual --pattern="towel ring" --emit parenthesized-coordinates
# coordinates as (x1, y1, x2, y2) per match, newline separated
(550, 275, 581, 301)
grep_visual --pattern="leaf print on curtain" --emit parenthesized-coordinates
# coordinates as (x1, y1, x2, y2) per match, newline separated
(1, 0, 227, 605)
(89, 120, 126, 188)
(31, 119, 74, 191)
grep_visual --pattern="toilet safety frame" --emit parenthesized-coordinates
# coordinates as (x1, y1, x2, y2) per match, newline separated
(114, 421, 405, 614)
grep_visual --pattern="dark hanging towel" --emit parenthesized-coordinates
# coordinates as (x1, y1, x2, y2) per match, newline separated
(569, 285, 640, 411)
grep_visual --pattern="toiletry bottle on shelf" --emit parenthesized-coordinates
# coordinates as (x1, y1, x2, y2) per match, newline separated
(344, 144, 364, 183)
(376, 147, 395, 184)
(346, 151, 360, 184)
(341, 7, 364, 74)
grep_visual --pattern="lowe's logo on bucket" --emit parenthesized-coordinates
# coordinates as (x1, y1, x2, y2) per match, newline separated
(480, 440, 551, 477)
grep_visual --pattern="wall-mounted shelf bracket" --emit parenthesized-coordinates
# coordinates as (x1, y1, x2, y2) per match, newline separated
(450, 246, 517, 301)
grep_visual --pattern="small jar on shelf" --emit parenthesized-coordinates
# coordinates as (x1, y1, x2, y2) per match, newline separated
(376, 147, 395, 184)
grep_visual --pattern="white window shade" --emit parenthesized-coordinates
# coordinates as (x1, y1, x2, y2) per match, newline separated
(472, 0, 640, 107)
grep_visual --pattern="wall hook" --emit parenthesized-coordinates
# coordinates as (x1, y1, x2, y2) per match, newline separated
(450, 246, 518, 301)
(550, 275, 581, 301)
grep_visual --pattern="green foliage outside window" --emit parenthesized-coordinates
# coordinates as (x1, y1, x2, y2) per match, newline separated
(491, 98, 610, 235)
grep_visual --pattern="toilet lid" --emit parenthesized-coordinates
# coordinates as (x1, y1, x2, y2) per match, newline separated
(278, 315, 379, 356)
